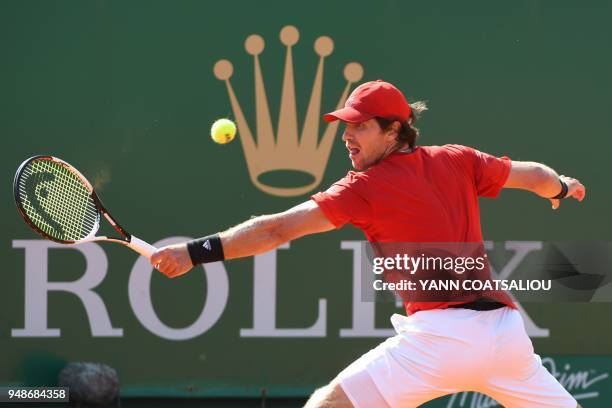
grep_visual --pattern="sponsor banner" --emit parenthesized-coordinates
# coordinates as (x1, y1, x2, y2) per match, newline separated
(427, 356, 611, 407)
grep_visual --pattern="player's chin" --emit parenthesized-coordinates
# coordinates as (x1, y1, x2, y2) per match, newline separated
(350, 158, 365, 171)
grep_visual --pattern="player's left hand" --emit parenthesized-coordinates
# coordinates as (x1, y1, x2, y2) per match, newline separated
(150, 243, 193, 278)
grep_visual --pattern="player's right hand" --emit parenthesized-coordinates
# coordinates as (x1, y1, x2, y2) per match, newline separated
(150, 243, 193, 278)
(549, 175, 586, 210)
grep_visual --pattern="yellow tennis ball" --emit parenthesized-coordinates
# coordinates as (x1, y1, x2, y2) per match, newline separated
(211, 118, 236, 144)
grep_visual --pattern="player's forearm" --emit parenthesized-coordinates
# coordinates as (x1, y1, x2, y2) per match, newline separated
(505, 161, 563, 198)
(219, 214, 289, 260)
(525, 162, 563, 197)
(151, 201, 333, 278)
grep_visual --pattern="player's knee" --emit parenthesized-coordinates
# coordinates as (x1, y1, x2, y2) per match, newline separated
(304, 380, 353, 408)
(304, 385, 328, 408)
(304, 384, 335, 408)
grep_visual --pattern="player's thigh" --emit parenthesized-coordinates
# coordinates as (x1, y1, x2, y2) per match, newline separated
(304, 379, 354, 408)
(485, 354, 577, 408)
(336, 334, 455, 407)
(485, 309, 577, 407)
(337, 368, 391, 408)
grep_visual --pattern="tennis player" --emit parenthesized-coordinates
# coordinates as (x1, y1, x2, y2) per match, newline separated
(151, 80, 586, 407)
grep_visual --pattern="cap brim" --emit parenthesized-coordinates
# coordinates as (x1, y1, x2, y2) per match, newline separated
(323, 107, 373, 123)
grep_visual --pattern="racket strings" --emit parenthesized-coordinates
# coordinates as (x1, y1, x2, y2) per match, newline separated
(17, 159, 98, 241)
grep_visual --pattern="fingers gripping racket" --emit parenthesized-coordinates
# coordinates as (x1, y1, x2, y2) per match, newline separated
(14, 155, 157, 258)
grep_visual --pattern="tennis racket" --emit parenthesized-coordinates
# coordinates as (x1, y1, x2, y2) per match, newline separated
(14, 155, 157, 258)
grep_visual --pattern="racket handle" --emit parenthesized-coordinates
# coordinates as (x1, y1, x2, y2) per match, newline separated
(128, 235, 157, 259)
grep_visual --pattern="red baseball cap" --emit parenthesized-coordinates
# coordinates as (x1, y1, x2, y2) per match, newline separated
(323, 80, 411, 123)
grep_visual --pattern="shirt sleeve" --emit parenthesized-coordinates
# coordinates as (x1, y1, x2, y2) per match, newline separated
(446, 144, 512, 198)
(472, 149, 511, 198)
(311, 172, 372, 228)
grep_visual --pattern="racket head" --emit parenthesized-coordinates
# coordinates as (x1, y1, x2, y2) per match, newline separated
(14, 155, 101, 244)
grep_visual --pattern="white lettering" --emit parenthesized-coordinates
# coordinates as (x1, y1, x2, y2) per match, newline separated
(240, 243, 326, 337)
(340, 241, 397, 338)
(129, 237, 229, 340)
(485, 241, 549, 337)
(12, 240, 122, 338)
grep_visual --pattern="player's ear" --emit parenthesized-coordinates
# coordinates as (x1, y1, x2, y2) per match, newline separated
(387, 121, 401, 140)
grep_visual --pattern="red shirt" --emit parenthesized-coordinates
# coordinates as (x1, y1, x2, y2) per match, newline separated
(311, 144, 515, 314)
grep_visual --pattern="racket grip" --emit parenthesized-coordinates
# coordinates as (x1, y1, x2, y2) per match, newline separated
(128, 235, 157, 259)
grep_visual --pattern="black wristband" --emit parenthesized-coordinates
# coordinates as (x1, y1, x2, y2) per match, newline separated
(187, 234, 225, 265)
(551, 179, 569, 200)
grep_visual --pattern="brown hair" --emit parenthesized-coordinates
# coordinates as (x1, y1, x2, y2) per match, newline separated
(375, 101, 428, 150)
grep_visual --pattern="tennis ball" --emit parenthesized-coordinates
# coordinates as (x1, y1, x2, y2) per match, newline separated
(211, 118, 237, 144)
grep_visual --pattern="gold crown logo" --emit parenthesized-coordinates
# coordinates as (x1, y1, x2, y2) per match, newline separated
(213, 25, 364, 197)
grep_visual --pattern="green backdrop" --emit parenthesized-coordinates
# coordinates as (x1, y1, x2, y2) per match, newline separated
(1, 0, 611, 406)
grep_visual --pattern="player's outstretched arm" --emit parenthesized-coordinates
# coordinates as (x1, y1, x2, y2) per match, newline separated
(150, 200, 335, 278)
(220, 200, 335, 259)
(503, 161, 586, 209)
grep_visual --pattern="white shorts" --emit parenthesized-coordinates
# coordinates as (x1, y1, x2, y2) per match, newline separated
(337, 307, 576, 408)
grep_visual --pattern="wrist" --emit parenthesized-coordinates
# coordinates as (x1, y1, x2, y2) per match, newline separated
(186, 234, 225, 265)
(550, 178, 569, 200)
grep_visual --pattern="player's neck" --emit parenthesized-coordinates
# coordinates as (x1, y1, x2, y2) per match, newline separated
(397, 145, 412, 153)
(366, 142, 414, 170)
(393, 142, 413, 154)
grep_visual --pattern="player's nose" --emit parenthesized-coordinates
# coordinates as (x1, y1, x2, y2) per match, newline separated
(342, 130, 353, 142)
